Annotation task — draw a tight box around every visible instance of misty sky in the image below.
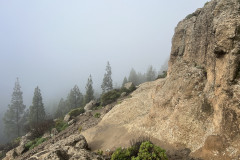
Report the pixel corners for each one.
[0,0,208,113]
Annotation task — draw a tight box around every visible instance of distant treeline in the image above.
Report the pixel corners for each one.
[2,61,168,144]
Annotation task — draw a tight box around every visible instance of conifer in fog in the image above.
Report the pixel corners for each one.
[67,85,84,110]
[122,77,128,87]
[85,75,94,104]
[29,87,45,127]
[101,61,113,93]
[3,78,26,138]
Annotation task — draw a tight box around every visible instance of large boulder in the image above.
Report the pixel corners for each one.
[84,100,97,111]
[28,134,105,160]
[3,149,17,160]
[64,114,71,122]
[15,133,32,155]
[123,82,134,90]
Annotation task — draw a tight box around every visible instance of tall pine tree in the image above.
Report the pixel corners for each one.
[146,65,156,81]
[67,85,84,110]
[3,78,26,138]
[29,87,45,127]
[55,98,67,118]
[128,68,139,85]
[85,75,94,104]
[101,61,113,93]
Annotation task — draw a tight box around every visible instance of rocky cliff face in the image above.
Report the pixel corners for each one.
[83,0,240,159]
[157,0,240,158]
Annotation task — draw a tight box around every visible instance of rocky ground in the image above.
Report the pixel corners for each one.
[2,91,202,160]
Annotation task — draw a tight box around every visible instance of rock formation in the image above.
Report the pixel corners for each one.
[83,0,240,159]
[27,134,105,160]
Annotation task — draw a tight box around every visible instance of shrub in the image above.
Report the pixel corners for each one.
[101,89,121,106]
[132,141,168,160]
[94,113,101,118]
[120,85,136,94]
[78,126,82,133]
[101,86,136,106]
[96,149,103,155]
[0,151,5,159]
[111,147,133,160]
[27,119,54,139]
[204,1,209,6]
[25,137,47,151]
[111,141,168,160]
[55,119,69,132]
[68,107,85,117]
[185,12,197,19]
[157,71,167,79]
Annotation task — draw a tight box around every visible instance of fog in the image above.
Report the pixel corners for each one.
[0,0,208,144]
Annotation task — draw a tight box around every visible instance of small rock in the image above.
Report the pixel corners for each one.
[51,128,58,136]
[64,114,71,122]
[16,145,26,155]
[120,92,127,97]
[68,119,75,126]
[124,82,134,90]
[25,132,32,139]
[42,132,51,139]
[85,111,92,117]
[103,104,113,113]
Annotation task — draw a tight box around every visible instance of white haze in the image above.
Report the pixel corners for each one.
[0,0,208,143]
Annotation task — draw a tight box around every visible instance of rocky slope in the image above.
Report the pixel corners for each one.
[83,0,240,159]
[3,0,239,159]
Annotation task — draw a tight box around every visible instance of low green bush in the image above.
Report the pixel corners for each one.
[101,86,136,106]
[132,141,168,160]
[111,141,168,160]
[111,147,133,160]
[94,112,101,118]
[101,89,121,106]
[68,107,85,117]
[157,71,167,79]
[185,12,197,19]
[55,119,69,132]
[0,152,5,159]
[96,149,103,155]
[25,137,47,151]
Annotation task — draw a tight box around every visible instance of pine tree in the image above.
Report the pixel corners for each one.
[67,85,83,110]
[101,61,113,93]
[85,75,94,104]
[55,98,67,118]
[122,77,128,87]
[128,68,139,85]
[146,65,156,81]
[3,78,26,138]
[29,87,45,127]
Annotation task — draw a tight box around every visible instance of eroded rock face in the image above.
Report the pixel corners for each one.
[83,0,240,159]
[28,134,104,160]
[144,0,240,159]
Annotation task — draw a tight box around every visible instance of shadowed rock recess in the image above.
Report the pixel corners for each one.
[83,0,240,159]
